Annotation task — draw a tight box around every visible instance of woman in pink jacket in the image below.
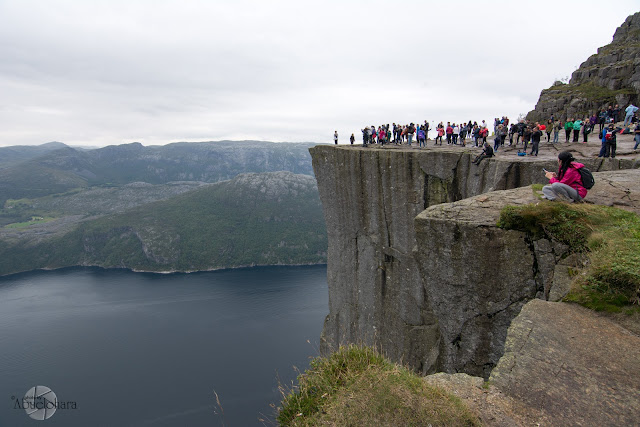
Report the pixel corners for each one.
[541,151,588,202]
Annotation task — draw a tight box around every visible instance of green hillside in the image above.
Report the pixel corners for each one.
[0,142,68,168]
[0,171,327,276]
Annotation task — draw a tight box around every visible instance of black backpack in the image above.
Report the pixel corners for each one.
[578,167,595,190]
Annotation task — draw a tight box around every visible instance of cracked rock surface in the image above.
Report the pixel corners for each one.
[490,299,640,426]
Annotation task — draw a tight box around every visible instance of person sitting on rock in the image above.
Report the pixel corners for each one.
[542,151,587,202]
[472,142,494,165]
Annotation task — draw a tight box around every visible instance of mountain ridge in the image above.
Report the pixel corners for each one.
[0,140,318,206]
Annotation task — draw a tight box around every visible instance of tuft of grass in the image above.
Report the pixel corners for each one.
[498,201,640,312]
[277,345,480,426]
[497,202,591,248]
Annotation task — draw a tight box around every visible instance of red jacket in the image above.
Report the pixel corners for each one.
[446,126,453,135]
[549,162,588,198]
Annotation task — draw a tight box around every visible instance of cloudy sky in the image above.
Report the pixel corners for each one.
[0,0,638,147]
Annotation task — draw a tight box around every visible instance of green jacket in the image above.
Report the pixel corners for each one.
[565,121,573,130]
[573,120,582,130]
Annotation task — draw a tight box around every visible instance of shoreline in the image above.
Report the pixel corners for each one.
[0,262,328,280]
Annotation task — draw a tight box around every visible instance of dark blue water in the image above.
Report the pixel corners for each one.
[0,265,328,426]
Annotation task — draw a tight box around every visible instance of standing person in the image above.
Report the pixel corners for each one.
[417,127,426,147]
[604,123,618,158]
[452,123,459,144]
[582,119,591,143]
[516,121,525,145]
[589,113,597,131]
[606,105,615,123]
[546,120,553,142]
[522,125,532,152]
[334,131,338,145]
[472,125,480,146]
[634,124,640,150]
[435,123,444,145]
[459,124,467,146]
[572,118,582,142]
[350,133,355,145]
[564,119,573,142]
[612,104,621,123]
[623,104,638,127]
[542,151,588,202]
[407,123,415,145]
[508,123,516,145]
[480,126,488,144]
[530,126,541,156]
[553,119,562,143]
[598,124,608,157]
[445,122,453,144]
[598,109,607,134]
[493,124,503,152]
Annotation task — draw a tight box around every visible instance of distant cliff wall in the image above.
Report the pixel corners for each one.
[311,145,637,377]
[527,12,640,122]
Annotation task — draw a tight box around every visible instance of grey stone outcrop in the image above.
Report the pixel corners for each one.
[490,299,640,426]
[527,12,640,122]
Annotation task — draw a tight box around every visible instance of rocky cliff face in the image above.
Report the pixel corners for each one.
[311,145,638,378]
[527,12,640,122]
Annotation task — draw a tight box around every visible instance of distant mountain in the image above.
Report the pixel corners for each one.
[0,140,317,206]
[0,171,327,276]
[0,142,69,168]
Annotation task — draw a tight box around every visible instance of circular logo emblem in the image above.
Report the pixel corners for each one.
[23,386,58,420]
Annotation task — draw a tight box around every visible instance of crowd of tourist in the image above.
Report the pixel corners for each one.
[335,102,639,159]
[356,118,506,148]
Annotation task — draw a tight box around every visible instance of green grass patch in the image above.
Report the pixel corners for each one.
[542,81,635,104]
[4,216,56,229]
[498,201,640,312]
[277,345,480,426]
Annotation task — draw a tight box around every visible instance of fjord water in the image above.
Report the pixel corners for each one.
[0,265,328,426]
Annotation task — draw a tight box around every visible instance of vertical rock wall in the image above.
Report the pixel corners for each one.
[311,145,637,376]
[413,190,571,378]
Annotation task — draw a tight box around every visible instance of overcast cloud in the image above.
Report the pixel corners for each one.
[0,0,638,147]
